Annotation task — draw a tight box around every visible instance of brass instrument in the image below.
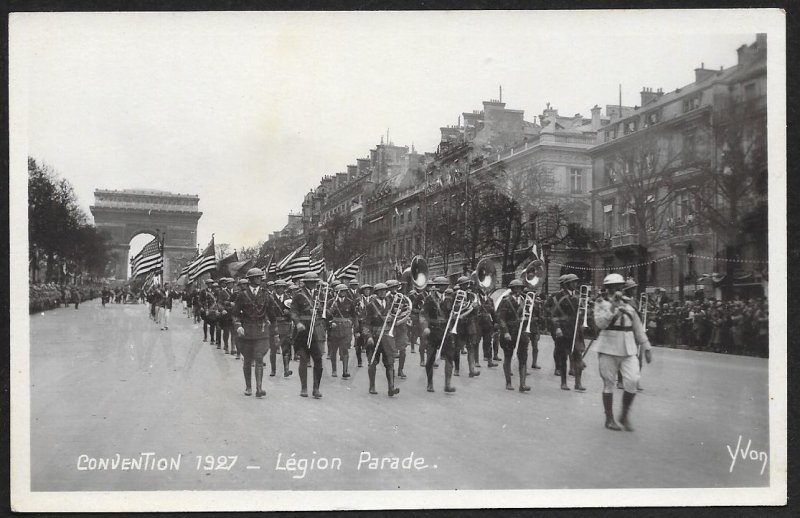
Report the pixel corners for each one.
[512,292,537,361]
[472,257,496,291]
[639,292,649,328]
[521,258,545,288]
[401,255,429,292]
[570,285,591,354]
[386,293,413,338]
[305,282,336,350]
[368,293,408,364]
[448,289,478,335]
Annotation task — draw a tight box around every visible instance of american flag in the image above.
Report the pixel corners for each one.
[130,236,163,278]
[331,255,363,283]
[309,244,325,276]
[188,237,217,282]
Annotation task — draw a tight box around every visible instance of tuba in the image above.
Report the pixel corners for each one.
[521,258,545,289]
[402,255,429,292]
[472,257,496,291]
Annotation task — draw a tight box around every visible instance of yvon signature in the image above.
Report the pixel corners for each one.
[726,435,768,475]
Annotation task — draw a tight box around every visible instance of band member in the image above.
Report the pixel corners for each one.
[231,278,251,359]
[215,278,234,351]
[386,279,409,379]
[355,284,373,368]
[158,282,179,331]
[420,277,455,393]
[594,273,653,431]
[524,285,543,370]
[328,283,357,379]
[474,280,498,368]
[549,274,586,392]
[291,272,326,399]
[269,279,294,377]
[232,268,274,398]
[453,276,479,377]
[364,283,399,396]
[497,280,531,392]
[408,284,426,366]
[617,278,645,391]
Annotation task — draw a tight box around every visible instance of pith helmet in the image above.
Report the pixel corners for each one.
[603,273,625,286]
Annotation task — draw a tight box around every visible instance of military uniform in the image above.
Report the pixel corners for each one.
[215,279,234,351]
[354,285,373,367]
[327,284,357,379]
[496,284,531,392]
[387,280,410,379]
[364,285,399,396]
[594,274,653,431]
[290,275,327,398]
[474,287,498,368]
[232,269,276,398]
[420,278,455,393]
[408,288,426,366]
[269,281,294,376]
[549,275,586,391]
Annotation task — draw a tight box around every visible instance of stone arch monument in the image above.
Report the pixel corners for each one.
[90,189,202,282]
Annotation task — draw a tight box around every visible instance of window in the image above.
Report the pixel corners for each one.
[408,208,413,223]
[683,131,696,161]
[570,168,583,194]
[675,191,693,223]
[400,212,405,225]
[602,202,614,236]
[624,120,637,135]
[744,82,757,100]
[644,110,660,128]
[605,163,617,185]
[683,96,701,113]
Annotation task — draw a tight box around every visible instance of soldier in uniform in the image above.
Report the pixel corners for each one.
[497,280,531,392]
[327,283,357,379]
[386,279,409,379]
[291,272,326,399]
[355,284,373,368]
[457,276,482,377]
[593,273,653,431]
[525,286,543,370]
[232,268,275,398]
[231,278,251,359]
[215,278,234,351]
[420,277,455,393]
[364,283,400,396]
[407,284,426,366]
[269,279,294,377]
[549,274,586,392]
[473,280,498,369]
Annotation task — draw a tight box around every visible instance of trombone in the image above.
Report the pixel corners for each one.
[570,285,591,355]
[436,289,474,358]
[638,292,649,328]
[305,279,335,350]
[368,293,409,365]
[511,292,537,362]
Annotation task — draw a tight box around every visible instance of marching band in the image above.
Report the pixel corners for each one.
[158,254,654,431]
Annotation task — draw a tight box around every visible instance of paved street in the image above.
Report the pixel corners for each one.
[30,299,770,491]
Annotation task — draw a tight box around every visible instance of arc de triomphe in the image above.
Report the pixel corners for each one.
[90,189,202,282]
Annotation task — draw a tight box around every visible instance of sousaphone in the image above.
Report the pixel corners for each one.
[401,255,428,291]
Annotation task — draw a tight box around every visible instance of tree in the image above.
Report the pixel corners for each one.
[427,194,464,275]
[692,98,767,298]
[602,133,683,288]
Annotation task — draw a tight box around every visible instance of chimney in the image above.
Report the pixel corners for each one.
[694,62,715,83]
[347,165,357,179]
[590,105,602,130]
[640,87,660,106]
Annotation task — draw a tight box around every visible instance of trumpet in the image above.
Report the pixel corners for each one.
[638,292,649,328]
[570,285,591,355]
[512,292,537,361]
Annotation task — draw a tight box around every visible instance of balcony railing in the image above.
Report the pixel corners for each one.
[611,232,640,248]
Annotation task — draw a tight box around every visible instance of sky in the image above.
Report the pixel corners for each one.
[10,10,778,255]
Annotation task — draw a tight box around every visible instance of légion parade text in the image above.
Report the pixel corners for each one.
[76,451,433,479]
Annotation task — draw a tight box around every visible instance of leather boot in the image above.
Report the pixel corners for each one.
[386,366,400,396]
[444,361,456,392]
[299,359,308,397]
[312,366,323,399]
[453,354,460,376]
[330,356,337,377]
[619,391,635,431]
[255,364,265,398]
[269,350,277,376]
[575,370,586,392]
[560,359,569,390]
[283,354,293,377]
[503,356,513,390]
[398,350,407,379]
[518,364,531,392]
[603,393,621,430]
[425,359,434,392]
[368,365,377,394]
[468,353,480,377]
[243,361,252,396]
[419,347,426,367]
[341,351,350,379]
[531,350,541,369]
